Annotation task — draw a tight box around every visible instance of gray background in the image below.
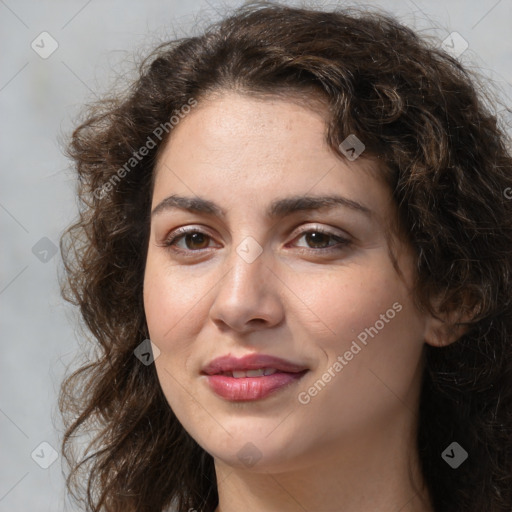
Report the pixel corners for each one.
[1,0,511,510]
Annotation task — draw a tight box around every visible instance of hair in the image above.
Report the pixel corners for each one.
[59,2,512,511]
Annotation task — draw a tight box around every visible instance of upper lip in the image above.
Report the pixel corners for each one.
[201,354,309,375]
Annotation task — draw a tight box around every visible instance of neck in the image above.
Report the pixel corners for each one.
[213,412,433,512]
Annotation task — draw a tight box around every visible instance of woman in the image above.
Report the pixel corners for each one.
[59,2,512,511]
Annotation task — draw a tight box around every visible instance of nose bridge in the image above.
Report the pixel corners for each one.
[222,234,268,301]
[209,234,283,330]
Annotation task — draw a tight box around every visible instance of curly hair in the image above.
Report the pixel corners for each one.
[59,2,512,511]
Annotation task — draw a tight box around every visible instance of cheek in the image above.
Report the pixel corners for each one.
[293,262,413,347]
[143,253,206,346]
[295,263,424,419]
[143,257,200,414]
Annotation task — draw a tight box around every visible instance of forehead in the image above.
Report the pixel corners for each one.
[152,92,393,224]
[158,91,332,163]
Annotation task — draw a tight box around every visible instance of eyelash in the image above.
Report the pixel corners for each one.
[162,226,351,257]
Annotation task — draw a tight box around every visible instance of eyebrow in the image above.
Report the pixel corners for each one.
[151,193,374,220]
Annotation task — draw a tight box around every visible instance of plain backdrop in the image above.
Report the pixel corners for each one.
[1,0,511,510]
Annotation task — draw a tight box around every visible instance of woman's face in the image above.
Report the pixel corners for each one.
[143,92,430,472]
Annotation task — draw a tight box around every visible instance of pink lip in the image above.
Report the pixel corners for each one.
[201,353,309,402]
[201,353,308,375]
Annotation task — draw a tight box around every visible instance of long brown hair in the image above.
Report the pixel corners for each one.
[59,2,512,511]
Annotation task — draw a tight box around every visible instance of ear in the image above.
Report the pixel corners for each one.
[423,295,479,347]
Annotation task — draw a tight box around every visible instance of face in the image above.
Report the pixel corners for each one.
[143,91,430,473]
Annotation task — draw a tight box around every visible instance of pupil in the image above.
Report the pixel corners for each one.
[306,232,328,248]
[187,232,208,249]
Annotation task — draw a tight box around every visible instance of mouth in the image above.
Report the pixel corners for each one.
[213,368,283,377]
[201,353,309,401]
[201,353,309,375]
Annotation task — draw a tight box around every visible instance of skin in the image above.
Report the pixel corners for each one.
[143,91,453,512]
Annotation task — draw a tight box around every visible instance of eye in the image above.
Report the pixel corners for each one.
[163,227,216,254]
[161,225,351,257]
[291,227,351,253]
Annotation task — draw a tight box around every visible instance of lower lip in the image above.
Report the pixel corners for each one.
[204,371,308,401]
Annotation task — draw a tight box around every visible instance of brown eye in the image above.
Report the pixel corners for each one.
[303,231,332,249]
[166,230,213,251]
[182,232,210,250]
[294,228,350,252]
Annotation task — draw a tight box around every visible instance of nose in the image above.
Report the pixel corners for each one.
[208,240,285,333]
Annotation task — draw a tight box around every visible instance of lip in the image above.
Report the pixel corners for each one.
[201,353,309,375]
[201,353,309,402]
